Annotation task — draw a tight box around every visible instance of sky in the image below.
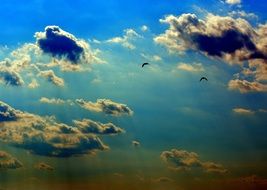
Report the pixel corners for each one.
[0,0,267,190]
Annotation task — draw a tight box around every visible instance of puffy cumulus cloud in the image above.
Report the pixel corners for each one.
[0,151,23,170]
[34,162,54,171]
[228,79,267,93]
[246,59,267,82]
[177,62,204,72]
[1,44,41,74]
[106,28,142,49]
[225,0,241,5]
[228,59,267,93]
[35,26,102,64]
[40,97,65,105]
[73,119,124,135]
[38,70,64,87]
[0,101,108,157]
[75,99,133,117]
[160,149,227,173]
[154,13,267,63]
[232,108,255,115]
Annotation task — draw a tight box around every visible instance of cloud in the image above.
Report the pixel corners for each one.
[141,53,162,62]
[160,149,227,173]
[0,100,108,157]
[28,79,39,89]
[152,177,173,183]
[155,13,267,94]
[0,66,24,86]
[0,101,19,121]
[228,11,258,20]
[35,26,88,64]
[75,99,133,116]
[232,107,267,115]
[0,151,23,170]
[38,70,64,87]
[177,62,204,72]
[155,13,266,63]
[141,25,149,32]
[233,108,255,115]
[132,140,140,147]
[34,162,54,171]
[73,119,124,135]
[225,0,241,5]
[106,29,141,49]
[228,79,267,93]
[40,97,65,105]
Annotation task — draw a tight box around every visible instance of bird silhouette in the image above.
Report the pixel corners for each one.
[141,62,149,67]
[200,77,208,82]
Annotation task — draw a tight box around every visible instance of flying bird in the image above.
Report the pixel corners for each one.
[141,62,149,67]
[200,77,208,82]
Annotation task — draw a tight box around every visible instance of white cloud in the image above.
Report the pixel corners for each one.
[225,0,241,5]
[228,79,267,93]
[28,79,39,89]
[40,97,66,104]
[177,62,204,72]
[233,108,255,115]
[106,29,142,50]
[132,140,140,147]
[228,10,258,20]
[141,53,162,62]
[38,70,64,87]
[141,25,149,32]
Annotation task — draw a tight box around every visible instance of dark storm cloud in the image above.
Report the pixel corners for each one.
[35,26,85,63]
[155,13,267,63]
[191,29,264,59]
[0,151,23,170]
[161,149,227,173]
[0,101,108,157]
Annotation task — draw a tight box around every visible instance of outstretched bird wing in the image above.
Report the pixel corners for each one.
[200,77,208,81]
[142,63,149,67]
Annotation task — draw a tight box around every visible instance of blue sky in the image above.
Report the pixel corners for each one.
[0,0,267,190]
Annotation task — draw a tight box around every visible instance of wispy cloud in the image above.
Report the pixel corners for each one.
[177,62,204,72]
[106,29,142,49]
